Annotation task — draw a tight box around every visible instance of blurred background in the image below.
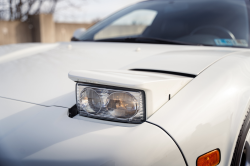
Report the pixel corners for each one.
[0,0,143,45]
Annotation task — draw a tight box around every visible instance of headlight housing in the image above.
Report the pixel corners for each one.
[76,83,146,123]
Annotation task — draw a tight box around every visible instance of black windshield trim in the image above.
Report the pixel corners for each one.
[131,69,197,78]
[93,37,197,46]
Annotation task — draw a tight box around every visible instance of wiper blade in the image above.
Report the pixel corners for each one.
[94,37,195,45]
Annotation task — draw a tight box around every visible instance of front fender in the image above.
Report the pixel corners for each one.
[148,50,250,166]
[0,97,186,166]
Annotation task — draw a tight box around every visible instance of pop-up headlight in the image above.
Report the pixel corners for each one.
[69,70,193,123]
[77,83,145,123]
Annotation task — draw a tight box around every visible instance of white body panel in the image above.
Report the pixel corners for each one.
[0,98,186,166]
[123,49,235,75]
[69,70,192,118]
[0,42,239,108]
[148,50,250,165]
[0,42,250,165]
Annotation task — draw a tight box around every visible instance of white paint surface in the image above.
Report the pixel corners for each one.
[0,41,249,165]
[0,98,185,166]
[0,42,240,108]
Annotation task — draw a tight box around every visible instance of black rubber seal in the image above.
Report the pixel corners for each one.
[130,69,197,78]
[68,104,78,118]
[146,121,189,166]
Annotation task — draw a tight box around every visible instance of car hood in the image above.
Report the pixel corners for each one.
[0,42,239,108]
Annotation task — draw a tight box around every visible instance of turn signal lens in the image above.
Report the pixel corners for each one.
[197,150,220,166]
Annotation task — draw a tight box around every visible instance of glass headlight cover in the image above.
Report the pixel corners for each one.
[76,83,145,123]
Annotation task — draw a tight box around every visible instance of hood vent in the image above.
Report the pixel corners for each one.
[130,69,197,78]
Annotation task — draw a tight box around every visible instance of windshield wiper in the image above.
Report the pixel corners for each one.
[93,37,196,46]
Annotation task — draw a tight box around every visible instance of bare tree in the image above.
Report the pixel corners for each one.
[0,0,98,23]
[91,17,101,24]
[0,0,59,21]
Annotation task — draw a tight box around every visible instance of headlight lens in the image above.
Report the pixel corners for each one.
[107,92,138,118]
[76,83,145,123]
[79,88,102,114]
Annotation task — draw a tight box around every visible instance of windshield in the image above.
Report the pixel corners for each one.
[79,0,250,48]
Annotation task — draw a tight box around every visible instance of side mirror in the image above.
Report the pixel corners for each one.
[71,28,86,41]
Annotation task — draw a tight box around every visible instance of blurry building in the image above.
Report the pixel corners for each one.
[0,14,93,45]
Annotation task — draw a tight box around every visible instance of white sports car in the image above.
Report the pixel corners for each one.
[1,0,250,166]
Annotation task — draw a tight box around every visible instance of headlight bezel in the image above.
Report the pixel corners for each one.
[75,82,146,124]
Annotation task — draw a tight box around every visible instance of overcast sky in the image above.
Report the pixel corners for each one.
[54,0,145,23]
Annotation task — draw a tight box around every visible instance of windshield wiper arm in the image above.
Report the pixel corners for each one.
[94,37,195,45]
